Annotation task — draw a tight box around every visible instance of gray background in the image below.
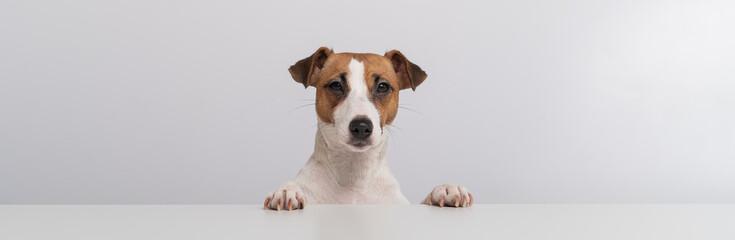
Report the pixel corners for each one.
[1,0,733,204]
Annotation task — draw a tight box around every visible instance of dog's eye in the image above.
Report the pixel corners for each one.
[329,82,343,91]
[376,82,390,93]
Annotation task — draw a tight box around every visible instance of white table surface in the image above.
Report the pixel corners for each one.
[1,204,733,240]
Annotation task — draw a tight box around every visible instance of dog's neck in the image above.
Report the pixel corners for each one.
[312,123,389,189]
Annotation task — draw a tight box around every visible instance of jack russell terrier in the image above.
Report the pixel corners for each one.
[264,47,473,210]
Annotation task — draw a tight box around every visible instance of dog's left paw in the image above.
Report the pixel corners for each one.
[421,183,473,207]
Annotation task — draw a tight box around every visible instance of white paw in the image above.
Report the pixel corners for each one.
[264,181,306,211]
[421,183,473,208]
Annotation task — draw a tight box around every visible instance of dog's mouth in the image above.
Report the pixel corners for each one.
[348,140,371,149]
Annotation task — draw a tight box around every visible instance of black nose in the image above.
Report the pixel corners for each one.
[349,118,373,140]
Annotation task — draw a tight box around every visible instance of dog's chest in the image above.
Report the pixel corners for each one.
[306,183,403,204]
[296,165,405,204]
[294,142,409,204]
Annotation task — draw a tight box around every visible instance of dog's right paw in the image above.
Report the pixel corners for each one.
[264,181,305,211]
[421,183,473,208]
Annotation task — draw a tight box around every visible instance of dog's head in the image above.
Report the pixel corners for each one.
[289,47,427,152]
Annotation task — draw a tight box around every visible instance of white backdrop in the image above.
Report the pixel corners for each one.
[1,0,733,204]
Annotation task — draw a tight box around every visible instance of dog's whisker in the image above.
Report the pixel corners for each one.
[397,106,428,117]
[387,124,404,131]
[398,103,419,107]
[288,103,316,113]
[385,126,398,146]
[397,105,419,112]
[311,122,329,129]
[311,122,329,128]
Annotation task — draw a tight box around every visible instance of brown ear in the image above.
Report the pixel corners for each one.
[288,47,333,88]
[384,50,427,91]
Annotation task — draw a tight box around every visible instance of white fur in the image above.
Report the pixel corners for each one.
[265,58,471,209]
[331,59,383,151]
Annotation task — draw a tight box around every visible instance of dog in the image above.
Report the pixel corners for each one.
[264,47,473,210]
